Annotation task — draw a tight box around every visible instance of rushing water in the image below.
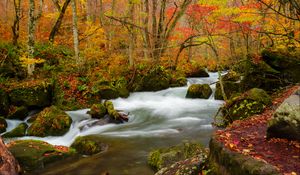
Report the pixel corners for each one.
[4,72,224,175]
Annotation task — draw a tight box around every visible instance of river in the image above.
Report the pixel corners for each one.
[4,72,224,175]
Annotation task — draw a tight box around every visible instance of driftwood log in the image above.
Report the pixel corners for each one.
[0,137,20,175]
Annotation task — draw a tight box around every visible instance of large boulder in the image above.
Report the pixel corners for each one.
[71,135,108,155]
[186,68,209,78]
[8,80,52,108]
[148,142,206,171]
[170,77,187,87]
[2,123,28,138]
[0,137,20,175]
[214,81,241,100]
[7,106,28,120]
[267,103,300,141]
[222,71,240,82]
[0,88,9,116]
[221,88,272,125]
[7,140,76,172]
[27,106,72,137]
[262,50,300,83]
[186,84,212,99]
[0,117,7,133]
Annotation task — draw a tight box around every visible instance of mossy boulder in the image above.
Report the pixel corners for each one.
[186,68,209,78]
[8,80,52,108]
[215,81,242,100]
[104,101,120,120]
[0,117,7,133]
[170,77,187,87]
[2,123,28,138]
[135,66,172,91]
[148,142,206,171]
[0,88,9,116]
[262,50,300,83]
[267,103,300,141]
[27,106,72,137]
[222,71,240,82]
[7,140,76,172]
[221,88,271,125]
[186,84,212,99]
[71,135,108,155]
[7,106,29,120]
[87,103,107,119]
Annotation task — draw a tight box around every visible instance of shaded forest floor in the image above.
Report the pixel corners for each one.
[216,85,300,175]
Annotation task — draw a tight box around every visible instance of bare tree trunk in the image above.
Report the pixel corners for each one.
[99,0,104,26]
[108,0,116,50]
[0,137,20,175]
[49,0,71,42]
[142,0,151,59]
[71,0,80,64]
[187,38,193,63]
[128,0,135,67]
[12,0,21,45]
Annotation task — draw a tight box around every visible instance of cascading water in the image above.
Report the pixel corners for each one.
[3,72,225,175]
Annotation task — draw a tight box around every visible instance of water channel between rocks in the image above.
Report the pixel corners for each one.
[5,72,225,175]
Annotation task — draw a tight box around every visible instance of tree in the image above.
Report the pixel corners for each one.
[12,0,21,45]
[71,0,80,64]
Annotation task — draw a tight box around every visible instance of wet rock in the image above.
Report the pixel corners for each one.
[186,84,212,99]
[0,117,7,133]
[222,70,240,82]
[87,103,107,119]
[27,106,72,137]
[7,106,29,120]
[2,123,28,138]
[221,88,272,125]
[148,142,206,171]
[8,80,52,108]
[267,103,300,141]
[71,135,108,155]
[170,77,187,87]
[7,140,76,172]
[0,88,9,116]
[0,137,20,175]
[186,68,209,78]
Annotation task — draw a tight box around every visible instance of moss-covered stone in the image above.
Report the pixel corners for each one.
[0,117,7,133]
[208,137,280,175]
[0,88,9,116]
[87,103,107,119]
[148,142,206,171]
[186,68,209,78]
[186,84,212,99]
[7,106,29,120]
[221,88,272,125]
[170,77,187,87]
[8,80,52,107]
[214,81,241,100]
[2,123,28,138]
[7,140,76,172]
[104,101,120,120]
[222,71,240,82]
[267,103,300,141]
[71,135,108,155]
[27,106,72,137]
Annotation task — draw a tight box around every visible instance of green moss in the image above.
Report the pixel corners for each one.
[222,71,240,82]
[27,106,72,137]
[87,103,107,119]
[104,101,120,120]
[8,140,76,172]
[186,84,212,99]
[0,117,7,133]
[8,80,52,107]
[7,106,29,120]
[148,142,206,171]
[71,135,108,155]
[2,123,28,138]
[214,81,241,100]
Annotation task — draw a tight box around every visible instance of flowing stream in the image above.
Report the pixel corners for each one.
[4,72,224,175]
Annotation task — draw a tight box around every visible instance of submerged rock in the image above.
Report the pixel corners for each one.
[148,142,207,171]
[7,140,76,172]
[27,106,72,137]
[186,84,212,99]
[0,117,7,133]
[267,103,300,141]
[221,88,272,125]
[71,135,108,155]
[2,123,28,138]
[8,79,52,108]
